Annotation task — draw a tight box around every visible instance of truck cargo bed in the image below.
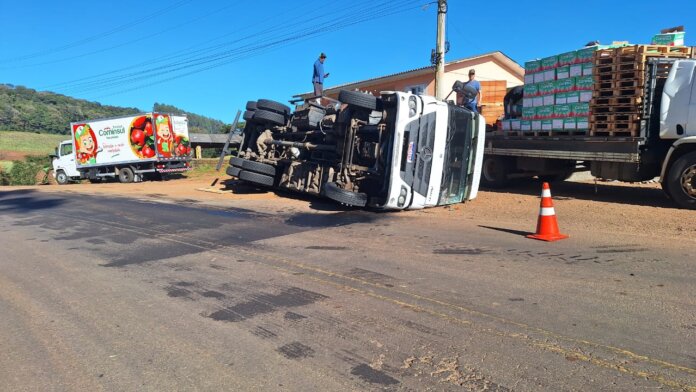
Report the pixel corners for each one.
[485,135,644,163]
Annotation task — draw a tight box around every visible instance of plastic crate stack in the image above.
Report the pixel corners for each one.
[590,45,693,137]
[503,46,600,136]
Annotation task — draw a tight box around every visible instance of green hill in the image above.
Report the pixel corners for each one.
[0,84,228,135]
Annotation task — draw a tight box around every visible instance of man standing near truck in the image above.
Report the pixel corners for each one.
[464,69,481,113]
[312,52,329,104]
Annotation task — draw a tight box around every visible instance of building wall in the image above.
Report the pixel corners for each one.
[324,57,523,100]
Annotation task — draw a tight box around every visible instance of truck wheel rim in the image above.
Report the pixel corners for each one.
[681,165,696,198]
[483,160,498,180]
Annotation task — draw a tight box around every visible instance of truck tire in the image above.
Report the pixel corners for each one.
[241,159,276,176]
[323,182,368,207]
[481,155,510,188]
[666,151,696,209]
[253,109,286,126]
[229,156,245,168]
[338,90,377,111]
[226,166,241,178]
[238,170,274,187]
[56,170,69,185]
[246,101,257,111]
[243,110,255,122]
[256,99,291,115]
[118,167,135,183]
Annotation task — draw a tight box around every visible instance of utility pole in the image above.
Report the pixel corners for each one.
[434,0,447,99]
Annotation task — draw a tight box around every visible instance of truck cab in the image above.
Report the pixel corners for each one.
[658,59,696,208]
[228,90,485,210]
[51,140,80,184]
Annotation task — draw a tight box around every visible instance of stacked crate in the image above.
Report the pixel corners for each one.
[479,80,507,128]
[590,45,693,136]
[516,46,601,136]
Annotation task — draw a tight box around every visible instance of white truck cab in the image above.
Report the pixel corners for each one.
[51,140,80,184]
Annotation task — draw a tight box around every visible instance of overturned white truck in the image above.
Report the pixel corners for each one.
[227,90,485,210]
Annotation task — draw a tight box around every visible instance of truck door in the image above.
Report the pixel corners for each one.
[57,141,80,177]
[661,60,696,138]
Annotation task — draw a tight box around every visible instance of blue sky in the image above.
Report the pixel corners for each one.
[0,0,692,125]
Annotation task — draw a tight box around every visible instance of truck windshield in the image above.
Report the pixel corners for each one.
[60,143,73,156]
[438,105,475,205]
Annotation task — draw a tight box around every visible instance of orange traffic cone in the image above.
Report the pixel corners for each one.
[527,182,568,242]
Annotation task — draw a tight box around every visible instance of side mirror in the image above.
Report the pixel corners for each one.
[452,81,478,104]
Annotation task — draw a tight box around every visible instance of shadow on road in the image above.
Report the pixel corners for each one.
[479,225,532,237]
[0,189,66,212]
[482,179,673,209]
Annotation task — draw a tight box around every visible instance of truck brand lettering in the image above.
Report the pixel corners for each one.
[98,125,125,137]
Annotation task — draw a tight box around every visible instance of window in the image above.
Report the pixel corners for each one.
[60,143,73,156]
[404,84,426,95]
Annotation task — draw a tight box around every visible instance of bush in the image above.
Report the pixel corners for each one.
[8,155,51,185]
[0,169,10,185]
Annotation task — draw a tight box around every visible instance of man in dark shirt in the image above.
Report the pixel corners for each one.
[464,69,482,113]
[312,52,329,103]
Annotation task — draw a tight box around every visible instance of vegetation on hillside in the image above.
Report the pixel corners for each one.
[0,84,229,135]
[0,131,67,155]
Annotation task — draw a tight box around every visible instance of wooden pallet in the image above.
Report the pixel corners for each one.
[590,129,639,137]
[592,96,643,106]
[592,120,639,131]
[613,45,692,56]
[593,87,644,98]
[614,79,645,89]
[591,103,641,114]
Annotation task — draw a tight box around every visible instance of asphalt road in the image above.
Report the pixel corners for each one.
[1,189,695,391]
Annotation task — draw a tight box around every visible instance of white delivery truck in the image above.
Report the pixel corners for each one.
[228,89,485,210]
[51,113,192,184]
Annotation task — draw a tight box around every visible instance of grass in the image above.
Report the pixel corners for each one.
[0,131,67,155]
[0,161,13,171]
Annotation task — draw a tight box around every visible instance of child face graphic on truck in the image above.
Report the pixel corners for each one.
[74,125,98,164]
[155,115,173,156]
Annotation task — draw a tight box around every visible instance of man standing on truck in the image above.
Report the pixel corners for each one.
[464,69,481,113]
[312,52,329,104]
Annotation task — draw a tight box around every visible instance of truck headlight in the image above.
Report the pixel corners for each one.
[408,96,417,117]
[397,185,408,207]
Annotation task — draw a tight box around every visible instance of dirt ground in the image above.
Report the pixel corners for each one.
[8,169,694,247]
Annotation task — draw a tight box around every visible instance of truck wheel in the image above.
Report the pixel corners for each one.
[226,166,241,178]
[118,167,135,183]
[338,90,377,111]
[253,109,286,126]
[241,159,276,176]
[229,156,245,168]
[56,170,69,185]
[246,101,257,111]
[666,151,696,209]
[481,155,510,188]
[323,182,368,207]
[238,170,274,187]
[256,99,291,115]
[243,110,255,122]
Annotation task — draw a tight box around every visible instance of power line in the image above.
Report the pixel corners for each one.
[55,0,425,96]
[0,0,195,63]
[91,1,427,99]
[1,1,240,70]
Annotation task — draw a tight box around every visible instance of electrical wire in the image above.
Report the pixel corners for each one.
[55,0,426,97]
[0,0,195,64]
